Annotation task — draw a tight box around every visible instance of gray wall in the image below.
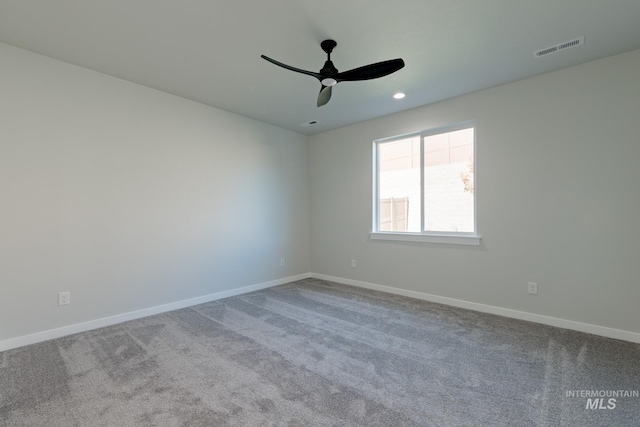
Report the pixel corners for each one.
[2,40,639,346]
[309,49,640,334]
[0,43,310,342]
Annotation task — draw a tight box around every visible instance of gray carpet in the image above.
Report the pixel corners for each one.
[1,278,639,426]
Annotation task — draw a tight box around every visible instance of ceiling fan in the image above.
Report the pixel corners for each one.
[261,39,405,107]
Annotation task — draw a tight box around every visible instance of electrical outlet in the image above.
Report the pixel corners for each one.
[351,259,356,268]
[58,291,71,306]
[280,258,285,267]
[527,282,538,295]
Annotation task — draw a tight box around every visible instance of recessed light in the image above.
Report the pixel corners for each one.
[393,92,406,99]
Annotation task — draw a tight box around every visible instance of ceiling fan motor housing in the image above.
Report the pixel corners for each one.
[320,61,338,75]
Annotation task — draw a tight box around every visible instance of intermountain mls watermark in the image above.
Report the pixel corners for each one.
[565,390,639,410]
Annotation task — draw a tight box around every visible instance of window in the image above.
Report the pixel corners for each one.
[371,121,479,245]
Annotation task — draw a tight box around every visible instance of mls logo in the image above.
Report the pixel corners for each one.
[586,398,616,410]
[567,389,638,409]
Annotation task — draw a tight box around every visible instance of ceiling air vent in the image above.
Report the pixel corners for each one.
[534,36,584,58]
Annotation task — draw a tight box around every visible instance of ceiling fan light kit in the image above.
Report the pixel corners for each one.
[261,39,405,107]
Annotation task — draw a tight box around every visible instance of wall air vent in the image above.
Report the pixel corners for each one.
[534,36,584,58]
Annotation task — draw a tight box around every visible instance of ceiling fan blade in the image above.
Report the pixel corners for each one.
[317,85,332,107]
[261,55,322,80]
[335,58,405,82]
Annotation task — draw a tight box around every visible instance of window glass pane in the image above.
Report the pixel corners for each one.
[423,128,474,232]
[378,137,421,232]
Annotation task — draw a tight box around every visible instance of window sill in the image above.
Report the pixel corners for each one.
[369,232,481,246]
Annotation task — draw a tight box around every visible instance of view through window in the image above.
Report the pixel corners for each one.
[375,123,475,235]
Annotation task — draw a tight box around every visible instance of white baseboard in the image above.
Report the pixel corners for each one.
[0,273,311,352]
[310,273,640,344]
[4,272,638,352]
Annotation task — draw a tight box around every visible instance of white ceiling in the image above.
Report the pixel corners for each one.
[1,0,639,135]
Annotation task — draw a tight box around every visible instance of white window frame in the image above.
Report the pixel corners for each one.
[370,120,481,246]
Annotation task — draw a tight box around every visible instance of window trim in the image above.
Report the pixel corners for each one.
[369,231,481,246]
[371,120,480,246]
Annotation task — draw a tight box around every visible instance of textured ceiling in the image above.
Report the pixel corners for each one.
[1,0,639,135]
